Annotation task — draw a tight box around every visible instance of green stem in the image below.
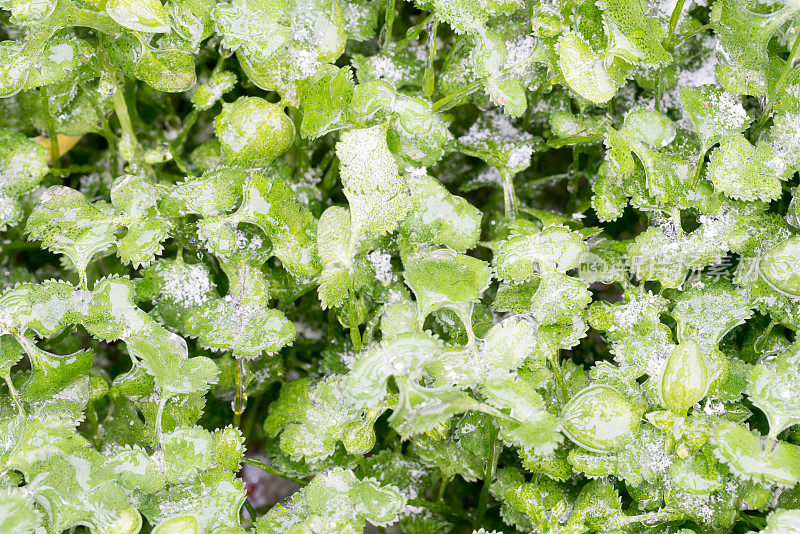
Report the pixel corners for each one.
[473,426,500,529]
[39,87,61,166]
[243,499,257,524]
[50,165,103,176]
[408,499,472,522]
[666,0,686,46]
[155,395,168,449]
[2,373,24,415]
[548,355,569,405]
[758,30,800,127]
[232,355,248,428]
[242,457,309,486]
[423,18,439,97]
[112,80,137,145]
[383,0,396,49]
[396,12,435,50]
[691,145,709,188]
[348,289,362,352]
[437,474,451,502]
[170,108,199,176]
[499,167,517,220]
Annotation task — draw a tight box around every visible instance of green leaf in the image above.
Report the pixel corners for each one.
[678,85,751,151]
[255,467,405,532]
[670,279,754,349]
[561,384,640,453]
[184,297,295,359]
[496,225,588,283]
[707,134,787,202]
[400,170,482,252]
[0,128,48,229]
[106,0,171,32]
[0,487,41,534]
[557,33,632,104]
[747,350,800,437]
[26,187,118,287]
[336,124,412,249]
[711,420,800,487]
[300,65,354,139]
[600,0,671,65]
[403,248,492,319]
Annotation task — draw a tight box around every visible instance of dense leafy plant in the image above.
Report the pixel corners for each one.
[1,0,800,532]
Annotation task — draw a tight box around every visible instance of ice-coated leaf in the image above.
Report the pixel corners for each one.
[711,420,800,487]
[25,187,117,286]
[670,279,753,348]
[184,297,295,359]
[483,376,564,455]
[660,340,709,415]
[300,65,354,139]
[747,350,800,438]
[600,0,670,65]
[0,128,48,229]
[106,446,166,493]
[480,316,537,380]
[679,85,751,151]
[389,378,479,438]
[529,270,592,326]
[140,468,246,532]
[254,467,405,532]
[457,109,537,174]
[106,0,171,32]
[0,487,41,534]
[759,236,800,297]
[85,276,219,396]
[761,510,800,534]
[496,225,587,283]
[232,172,320,277]
[589,284,673,377]
[264,375,388,462]
[712,0,797,95]
[561,385,640,453]
[707,134,788,202]
[336,124,412,249]
[111,175,171,266]
[6,420,141,534]
[400,170,482,252]
[403,248,492,318]
[557,33,631,104]
[344,333,442,407]
[316,205,354,309]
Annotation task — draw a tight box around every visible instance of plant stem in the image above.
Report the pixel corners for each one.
[548,355,568,405]
[170,108,199,176]
[691,145,709,188]
[2,373,24,414]
[499,167,517,220]
[396,12,435,50]
[408,499,472,522]
[348,289,362,351]
[666,0,686,46]
[242,457,309,486]
[155,395,168,448]
[383,0,396,49]
[758,30,800,127]
[233,355,248,428]
[39,87,61,166]
[243,499,257,524]
[473,426,500,529]
[423,18,439,97]
[437,474,451,502]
